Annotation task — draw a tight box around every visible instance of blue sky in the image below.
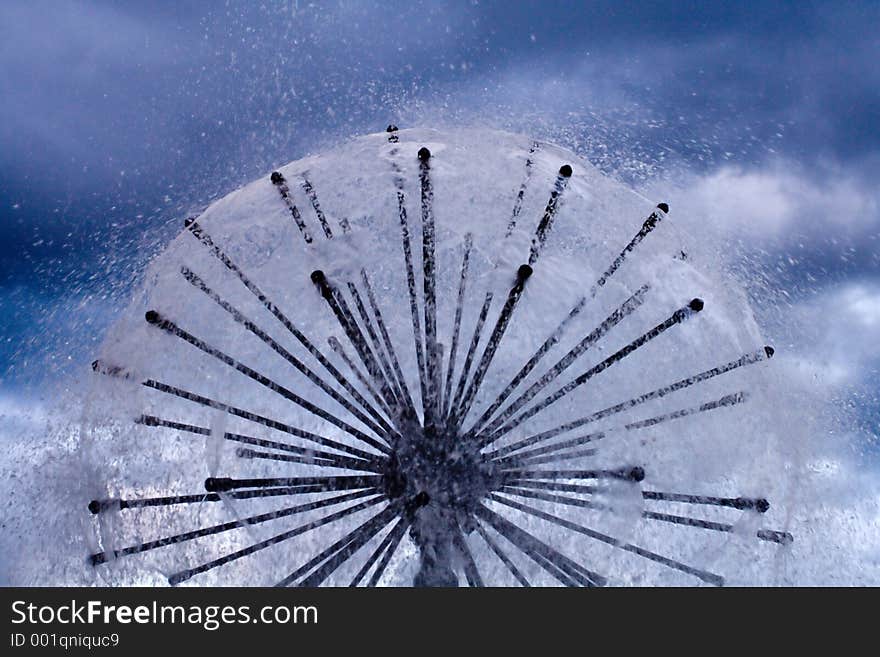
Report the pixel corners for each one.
[0,0,877,438]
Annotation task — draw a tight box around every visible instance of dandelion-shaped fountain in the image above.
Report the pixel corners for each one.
[85,126,792,586]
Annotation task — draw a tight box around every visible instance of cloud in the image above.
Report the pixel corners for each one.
[784,280,880,388]
[0,1,189,156]
[843,284,880,329]
[631,158,880,292]
[666,163,879,241]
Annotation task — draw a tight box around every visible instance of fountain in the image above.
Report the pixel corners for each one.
[84,126,792,586]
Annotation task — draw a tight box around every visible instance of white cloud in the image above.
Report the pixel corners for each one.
[784,280,880,388]
[843,284,880,328]
[666,162,879,240]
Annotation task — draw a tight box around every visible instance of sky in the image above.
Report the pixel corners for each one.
[0,0,877,443]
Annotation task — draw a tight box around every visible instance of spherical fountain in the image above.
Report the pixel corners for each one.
[84,126,792,587]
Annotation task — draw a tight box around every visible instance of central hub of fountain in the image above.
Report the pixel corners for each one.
[381,417,495,586]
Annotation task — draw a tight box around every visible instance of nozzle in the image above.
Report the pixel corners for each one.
[629,466,646,482]
[205,477,233,493]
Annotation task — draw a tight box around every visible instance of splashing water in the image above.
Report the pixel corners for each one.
[8,127,874,586]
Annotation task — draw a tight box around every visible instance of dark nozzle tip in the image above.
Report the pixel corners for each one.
[184,217,195,227]
[310,269,326,285]
[756,498,770,513]
[91,359,100,371]
[88,500,101,515]
[764,345,775,359]
[414,491,430,507]
[629,466,645,482]
[559,164,573,177]
[517,264,533,281]
[144,310,161,324]
[270,171,285,185]
[205,477,231,493]
[657,202,670,214]
[417,147,431,161]
[688,298,705,312]
[386,124,398,132]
